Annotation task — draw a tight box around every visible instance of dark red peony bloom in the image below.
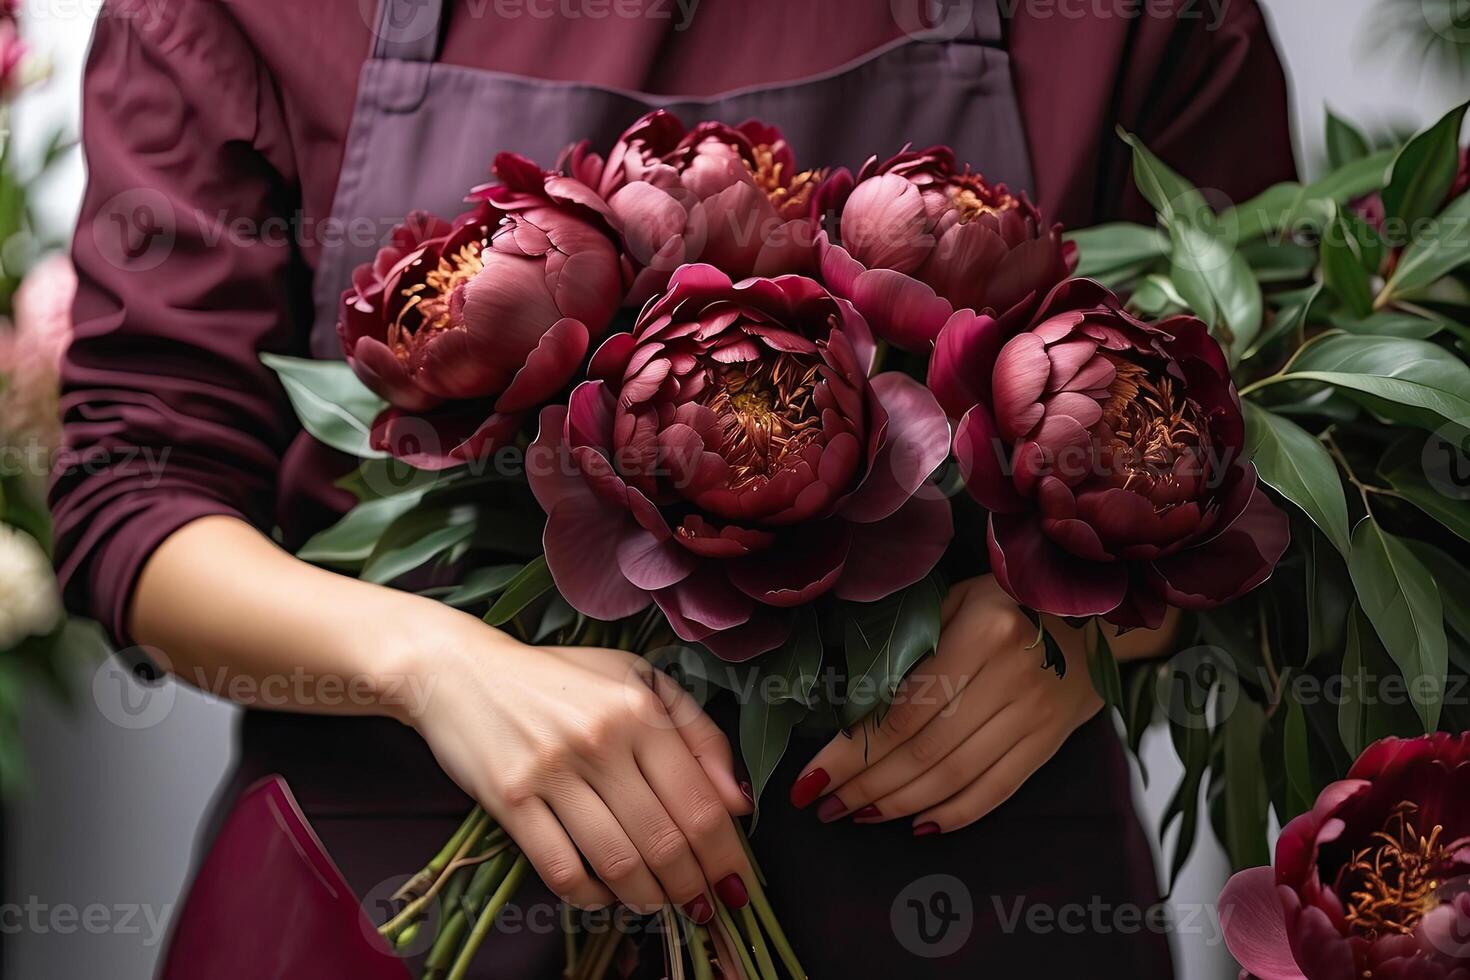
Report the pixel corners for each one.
[818,145,1075,351]
[561,110,830,307]
[527,265,953,660]
[1220,734,1470,980]
[338,155,622,468]
[929,278,1288,628]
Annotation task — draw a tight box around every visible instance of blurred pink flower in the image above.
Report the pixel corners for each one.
[0,19,26,97]
[1,253,76,453]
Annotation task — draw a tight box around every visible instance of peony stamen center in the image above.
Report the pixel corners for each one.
[390,242,485,361]
[1098,354,1211,505]
[1340,802,1452,939]
[948,172,1019,222]
[747,143,822,219]
[702,352,822,490]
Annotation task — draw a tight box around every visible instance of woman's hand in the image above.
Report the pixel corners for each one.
[400,608,754,921]
[789,575,1174,835]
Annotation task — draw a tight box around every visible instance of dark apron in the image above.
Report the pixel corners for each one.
[192,3,1175,977]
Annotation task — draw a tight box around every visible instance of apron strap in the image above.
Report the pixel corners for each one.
[371,0,446,63]
[896,0,1004,45]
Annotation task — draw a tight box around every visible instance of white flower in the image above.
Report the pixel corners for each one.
[0,523,61,649]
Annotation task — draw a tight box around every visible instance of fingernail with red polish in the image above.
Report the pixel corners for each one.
[739,781,754,804]
[912,821,941,837]
[682,895,714,925]
[816,795,846,823]
[853,804,882,822]
[715,874,749,909]
[789,769,830,809]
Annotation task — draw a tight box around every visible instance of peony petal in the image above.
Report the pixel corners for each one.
[655,564,754,634]
[1148,488,1290,610]
[927,308,1006,422]
[988,512,1127,617]
[842,373,951,524]
[727,522,851,608]
[954,406,1025,513]
[493,317,590,414]
[544,493,651,621]
[834,491,952,602]
[699,605,793,663]
[991,333,1050,441]
[1218,868,1307,980]
[370,406,520,471]
[616,525,697,591]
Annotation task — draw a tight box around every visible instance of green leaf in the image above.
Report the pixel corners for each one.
[1244,282,1322,359]
[1381,99,1469,229]
[260,354,387,458]
[484,555,555,627]
[444,564,524,608]
[1228,152,1395,243]
[1220,695,1270,870]
[1168,222,1264,355]
[1404,540,1470,643]
[1161,704,1212,891]
[1283,697,1315,820]
[1127,274,1188,317]
[1305,525,1353,663]
[739,692,806,826]
[1066,222,1169,284]
[1384,191,1470,299]
[1086,627,1124,713]
[360,507,476,585]
[1278,334,1470,432]
[1378,434,1470,544]
[297,490,429,566]
[1244,403,1352,555]
[761,606,823,707]
[840,576,943,728]
[1118,129,1211,227]
[1320,205,1378,317]
[533,596,577,643]
[1326,108,1373,169]
[1339,605,1426,756]
[1330,311,1446,340]
[1348,518,1448,731]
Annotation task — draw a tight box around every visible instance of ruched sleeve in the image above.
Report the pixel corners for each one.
[50,0,305,645]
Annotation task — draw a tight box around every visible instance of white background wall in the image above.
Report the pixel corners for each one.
[4,2,1465,978]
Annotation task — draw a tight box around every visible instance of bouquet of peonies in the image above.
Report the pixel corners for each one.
[0,2,93,796]
[262,101,1470,977]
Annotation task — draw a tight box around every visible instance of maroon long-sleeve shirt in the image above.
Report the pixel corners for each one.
[53,0,1296,643]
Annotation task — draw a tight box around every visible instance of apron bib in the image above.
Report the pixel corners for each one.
[310,0,1035,356]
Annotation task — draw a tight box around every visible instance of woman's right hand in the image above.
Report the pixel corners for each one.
[394,602,754,921]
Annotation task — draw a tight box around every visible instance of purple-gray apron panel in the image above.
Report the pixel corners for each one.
[309,0,1035,356]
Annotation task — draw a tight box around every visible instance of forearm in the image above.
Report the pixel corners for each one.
[128,514,460,720]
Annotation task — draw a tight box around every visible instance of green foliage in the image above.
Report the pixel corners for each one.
[1107,107,1470,874]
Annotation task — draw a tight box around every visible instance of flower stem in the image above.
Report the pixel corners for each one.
[445,853,529,980]
[734,825,806,979]
[714,903,760,980]
[738,905,780,980]
[422,849,515,977]
[688,922,715,980]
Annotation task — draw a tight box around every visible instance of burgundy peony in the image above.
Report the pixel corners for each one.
[527,264,953,660]
[338,155,622,468]
[562,111,830,307]
[1220,734,1470,980]
[929,278,1289,629]
[818,145,1076,351]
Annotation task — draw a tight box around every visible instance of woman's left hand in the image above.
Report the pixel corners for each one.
[789,574,1114,835]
